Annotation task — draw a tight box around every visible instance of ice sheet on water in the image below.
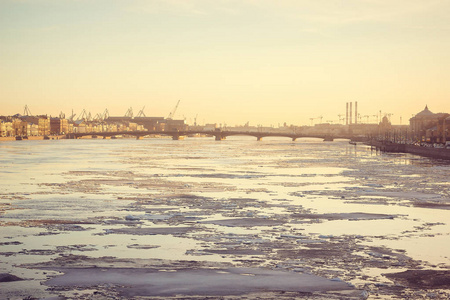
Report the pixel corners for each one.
[2,138,450,299]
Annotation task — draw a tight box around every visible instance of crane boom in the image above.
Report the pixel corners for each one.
[136,106,146,118]
[24,105,32,116]
[168,100,180,120]
[124,107,133,118]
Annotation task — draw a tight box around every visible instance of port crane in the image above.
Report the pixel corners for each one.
[102,109,109,120]
[92,109,109,122]
[68,110,76,122]
[124,107,133,118]
[23,105,32,116]
[93,113,102,122]
[309,116,323,126]
[136,107,146,118]
[194,114,198,126]
[167,100,180,120]
[77,109,92,122]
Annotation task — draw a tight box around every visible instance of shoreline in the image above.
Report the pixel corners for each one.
[369,140,450,160]
[0,135,168,142]
[0,135,65,141]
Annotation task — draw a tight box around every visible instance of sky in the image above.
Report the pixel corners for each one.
[1,0,449,126]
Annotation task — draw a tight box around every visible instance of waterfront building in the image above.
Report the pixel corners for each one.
[105,116,132,123]
[164,119,188,131]
[116,123,127,132]
[50,118,69,135]
[37,117,50,136]
[12,118,27,136]
[21,115,50,136]
[409,106,449,143]
[68,123,74,134]
[444,116,450,144]
[203,123,219,131]
[133,117,165,131]
[72,120,91,133]
[27,123,39,136]
[378,115,392,135]
[0,120,13,137]
[128,122,138,131]
[107,123,118,132]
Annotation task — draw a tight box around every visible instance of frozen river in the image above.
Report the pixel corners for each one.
[1,137,449,299]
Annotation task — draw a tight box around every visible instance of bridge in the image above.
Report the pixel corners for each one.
[66,130,365,142]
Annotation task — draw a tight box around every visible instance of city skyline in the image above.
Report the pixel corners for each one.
[1,1,449,126]
[2,101,446,127]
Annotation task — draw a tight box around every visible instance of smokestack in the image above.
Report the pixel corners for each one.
[355,101,358,125]
[346,102,349,125]
[349,102,353,125]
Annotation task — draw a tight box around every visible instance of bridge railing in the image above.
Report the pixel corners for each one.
[67,130,362,142]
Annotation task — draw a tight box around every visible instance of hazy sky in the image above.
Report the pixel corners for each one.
[1,0,449,126]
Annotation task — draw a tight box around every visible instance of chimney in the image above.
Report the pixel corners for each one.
[346,102,349,125]
[355,101,358,125]
[349,102,353,125]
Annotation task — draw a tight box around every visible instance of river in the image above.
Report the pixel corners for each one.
[1,137,449,299]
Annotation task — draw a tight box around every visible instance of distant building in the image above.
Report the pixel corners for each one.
[27,123,39,136]
[379,115,392,135]
[164,119,188,131]
[12,118,27,136]
[133,117,165,131]
[0,119,13,137]
[409,106,449,143]
[21,115,50,136]
[105,116,132,123]
[50,118,69,135]
[73,120,96,133]
[203,123,218,131]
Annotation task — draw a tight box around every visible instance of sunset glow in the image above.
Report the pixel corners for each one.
[1,0,449,125]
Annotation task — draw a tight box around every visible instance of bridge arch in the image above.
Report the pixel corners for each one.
[67,130,355,142]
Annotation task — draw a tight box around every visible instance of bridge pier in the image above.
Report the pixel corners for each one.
[136,136,142,140]
[63,131,353,142]
[172,134,185,140]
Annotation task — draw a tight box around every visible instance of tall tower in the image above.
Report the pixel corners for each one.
[349,102,353,125]
[355,101,358,125]
[346,102,349,125]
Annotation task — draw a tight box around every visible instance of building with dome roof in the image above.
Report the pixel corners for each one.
[409,106,449,143]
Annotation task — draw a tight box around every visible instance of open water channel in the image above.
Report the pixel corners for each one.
[1,137,449,299]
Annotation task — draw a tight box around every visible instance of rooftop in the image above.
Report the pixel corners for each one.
[414,105,435,118]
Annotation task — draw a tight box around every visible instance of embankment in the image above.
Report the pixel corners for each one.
[370,141,450,160]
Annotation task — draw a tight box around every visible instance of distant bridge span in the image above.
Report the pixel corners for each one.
[67,130,364,142]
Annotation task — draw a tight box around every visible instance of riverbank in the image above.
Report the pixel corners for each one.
[0,135,66,141]
[369,141,450,160]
